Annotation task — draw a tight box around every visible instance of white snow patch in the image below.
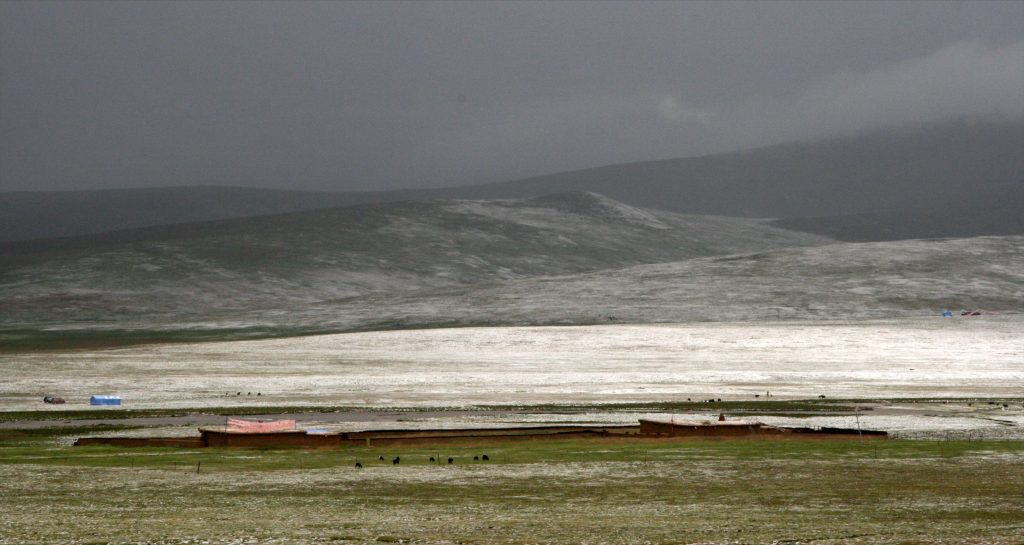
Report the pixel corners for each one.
[2,319,1021,416]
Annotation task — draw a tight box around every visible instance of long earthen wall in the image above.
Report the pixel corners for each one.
[637,419,886,440]
[73,437,206,448]
[74,421,886,449]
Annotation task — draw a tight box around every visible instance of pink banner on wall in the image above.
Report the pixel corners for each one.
[226,418,296,433]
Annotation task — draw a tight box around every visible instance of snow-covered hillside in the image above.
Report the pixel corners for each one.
[0,192,828,334]
[221,235,1024,333]
[2,223,1021,346]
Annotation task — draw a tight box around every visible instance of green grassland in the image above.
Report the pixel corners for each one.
[1,434,1022,544]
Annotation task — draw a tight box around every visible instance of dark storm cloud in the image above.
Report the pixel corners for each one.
[1,1,1021,192]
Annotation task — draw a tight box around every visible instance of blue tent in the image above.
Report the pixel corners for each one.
[90,395,121,406]
[942,310,953,317]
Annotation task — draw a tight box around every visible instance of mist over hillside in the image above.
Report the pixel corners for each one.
[0,186,357,242]
[0,192,828,335]
[431,119,1024,220]
[770,186,1024,241]
[3,119,1020,243]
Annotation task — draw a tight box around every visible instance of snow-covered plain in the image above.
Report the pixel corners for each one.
[3,317,1021,412]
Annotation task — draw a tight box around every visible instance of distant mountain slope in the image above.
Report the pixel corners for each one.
[0,192,829,331]
[770,186,1024,241]
[0,186,358,242]
[3,119,1020,242]
[433,118,1022,221]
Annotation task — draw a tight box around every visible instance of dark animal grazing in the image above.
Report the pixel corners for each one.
[447,457,454,464]
[355,462,362,469]
[482,454,489,461]
[378,456,385,461]
[429,457,435,462]
[392,457,400,465]
[473,456,479,461]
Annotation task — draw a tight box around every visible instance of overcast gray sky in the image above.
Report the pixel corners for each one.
[2,1,1022,193]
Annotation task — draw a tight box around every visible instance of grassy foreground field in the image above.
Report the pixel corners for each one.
[1,435,1022,544]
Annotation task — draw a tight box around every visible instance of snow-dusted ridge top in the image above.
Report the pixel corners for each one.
[445,192,673,231]
[527,191,672,230]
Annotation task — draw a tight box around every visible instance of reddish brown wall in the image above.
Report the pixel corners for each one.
[74,422,884,449]
[343,425,638,441]
[73,437,205,448]
[639,420,775,437]
[343,429,636,447]
[201,430,342,448]
[637,420,886,440]
[782,426,888,438]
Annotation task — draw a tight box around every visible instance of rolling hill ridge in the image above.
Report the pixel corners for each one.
[3,118,1021,242]
[0,192,829,336]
